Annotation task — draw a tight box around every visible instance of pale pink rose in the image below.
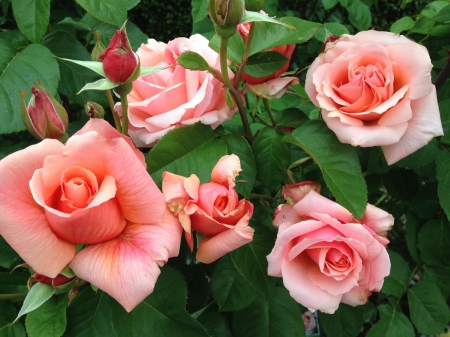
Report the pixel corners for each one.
[115,34,237,147]
[162,154,254,263]
[0,119,182,312]
[305,30,443,165]
[267,190,393,314]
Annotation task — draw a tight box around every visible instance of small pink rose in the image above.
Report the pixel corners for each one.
[267,191,393,313]
[115,34,237,147]
[0,119,182,312]
[305,30,443,164]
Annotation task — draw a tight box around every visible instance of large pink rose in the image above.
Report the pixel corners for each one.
[162,155,254,263]
[0,119,182,312]
[267,190,393,314]
[305,30,443,164]
[115,34,237,147]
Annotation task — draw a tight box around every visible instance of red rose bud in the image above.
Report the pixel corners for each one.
[85,101,105,119]
[282,181,321,205]
[208,0,245,38]
[21,81,69,141]
[99,30,138,83]
[32,273,74,289]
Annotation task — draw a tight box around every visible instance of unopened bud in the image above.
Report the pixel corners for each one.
[31,273,74,289]
[21,80,69,141]
[245,0,264,11]
[85,101,105,119]
[91,31,106,62]
[208,0,245,38]
[99,29,139,83]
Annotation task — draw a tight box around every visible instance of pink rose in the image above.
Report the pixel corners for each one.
[0,119,182,312]
[163,154,254,263]
[305,30,443,164]
[115,34,237,147]
[237,11,300,98]
[267,190,393,313]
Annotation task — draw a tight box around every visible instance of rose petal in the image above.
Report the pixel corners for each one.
[341,286,372,306]
[0,139,76,277]
[211,154,242,189]
[361,204,394,236]
[247,77,300,99]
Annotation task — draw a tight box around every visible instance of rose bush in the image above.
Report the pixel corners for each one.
[237,11,299,99]
[305,30,443,164]
[267,189,393,313]
[162,154,254,263]
[115,34,237,147]
[0,119,182,312]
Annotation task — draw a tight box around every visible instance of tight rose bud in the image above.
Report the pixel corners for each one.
[245,0,264,11]
[85,101,105,119]
[99,29,138,83]
[31,273,74,289]
[91,31,106,62]
[21,81,69,141]
[208,0,245,38]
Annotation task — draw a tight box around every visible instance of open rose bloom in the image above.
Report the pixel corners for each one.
[268,189,393,314]
[305,31,443,164]
[115,34,237,147]
[0,119,182,312]
[162,154,254,263]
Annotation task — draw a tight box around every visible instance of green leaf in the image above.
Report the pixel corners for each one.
[192,0,209,23]
[409,183,440,219]
[284,120,367,219]
[0,236,21,269]
[140,66,172,77]
[433,5,450,22]
[177,51,212,71]
[396,139,439,169]
[240,11,295,30]
[230,225,276,300]
[232,288,305,337]
[437,150,450,222]
[211,255,257,312]
[0,301,25,337]
[347,0,372,31]
[77,78,118,93]
[196,304,233,337]
[41,31,108,107]
[25,295,68,337]
[408,281,450,335]
[418,219,450,267]
[0,40,60,135]
[15,283,55,322]
[381,250,411,298]
[10,0,50,43]
[314,22,349,42]
[0,272,29,295]
[322,0,339,10]
[209,32,245,64]
[390,16,415,33]
[275,107,309,128]
[421,1,449,18]
[56,59,105,77]
[249,17,321,56]
[251,126,290,192]
[245,51,288,78]
[410,17,435,34]
[423,265,450,298]
[405,213,421,263]
[75,0,127,27]
[132,267,209,336]
[222,134,256,198]
[366,304,414,337]
[319,304,364,337]
[146,123,228,187]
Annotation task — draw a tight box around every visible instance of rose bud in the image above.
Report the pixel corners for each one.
[208,0,245,38]
[282,181,321,205]
[91,31,106,62]
[21,80,69,141]
[85,101,105,119]
[31,272,74,289]
[99,29,139,83]
[245,0,264,11]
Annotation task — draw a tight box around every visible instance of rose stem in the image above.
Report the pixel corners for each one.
[234,22,255,91]
[263,98,277,126]
[434,59,450,93]
[105,90,121,131]
[220,36,253,141]
[120,94,129,135]
[0,293,27,300]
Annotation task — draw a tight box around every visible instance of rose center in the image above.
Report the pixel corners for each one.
[214,195,228,212]
[324,248,350,274]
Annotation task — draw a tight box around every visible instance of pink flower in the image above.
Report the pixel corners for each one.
[237,11,300,98]
[305,30,443,165]
[115,34,237,147]
[0,119,182,312]
[267,190,393,314]
[162,154,254,263]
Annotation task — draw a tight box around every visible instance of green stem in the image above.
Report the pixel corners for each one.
[249,193,275,202]
[0,293,27,300]
[229,87,253,142]
[234,22,255,90]
[408,264,421,286]
[120,94,129,136]
[434,59,450,93]
[220,37,232,88]
[263,98,276,127]
[105,90,121,131]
